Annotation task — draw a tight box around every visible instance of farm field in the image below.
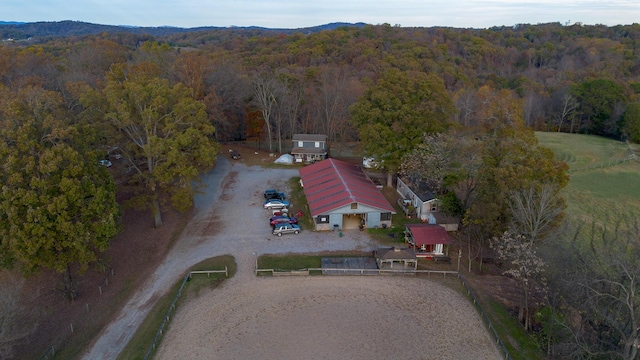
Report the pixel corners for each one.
[536,132,640,226]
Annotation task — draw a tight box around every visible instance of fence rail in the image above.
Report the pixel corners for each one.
[569,154,637,173]
[143,267,228,360]
[458,274,512,360]
[257,268,458,276]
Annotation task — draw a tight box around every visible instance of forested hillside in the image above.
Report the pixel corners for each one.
[1,21,639,359]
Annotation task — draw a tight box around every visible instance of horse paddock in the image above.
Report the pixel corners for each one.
[154,275,502,360]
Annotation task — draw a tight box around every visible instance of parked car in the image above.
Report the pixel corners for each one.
[263,199,290,209]
[264,189,285,201]
[99,159,112,167]
[272,223,301,236]
[229,150,241,160]
[270,216,298,226]
[272,208,289,216]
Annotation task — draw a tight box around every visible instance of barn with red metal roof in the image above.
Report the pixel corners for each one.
[299,158,395,231]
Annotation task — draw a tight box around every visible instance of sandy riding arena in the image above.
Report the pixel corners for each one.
[155,275,502,360]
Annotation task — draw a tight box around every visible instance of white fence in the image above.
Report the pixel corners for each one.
[144,267,228,360]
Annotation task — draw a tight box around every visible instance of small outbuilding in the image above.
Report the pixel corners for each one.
[404,223,451,258]
[375,247,417,270]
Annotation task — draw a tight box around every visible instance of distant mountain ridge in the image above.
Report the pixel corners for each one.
[0,20,368,41]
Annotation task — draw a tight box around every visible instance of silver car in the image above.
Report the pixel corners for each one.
[272,223,301,236]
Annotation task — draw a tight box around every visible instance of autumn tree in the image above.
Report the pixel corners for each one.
[83,63,219,228]
[203,54,251,142]
[465,86,569,238]
[350,68,455,186]
[0,85,120,298]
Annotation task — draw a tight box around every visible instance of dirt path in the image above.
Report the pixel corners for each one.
[82,157,501,359]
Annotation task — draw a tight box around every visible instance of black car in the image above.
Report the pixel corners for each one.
[264,189,285,201]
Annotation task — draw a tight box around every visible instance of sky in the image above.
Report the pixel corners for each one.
[1,0,639,29]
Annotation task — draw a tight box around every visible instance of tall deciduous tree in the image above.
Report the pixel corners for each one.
[350,68,455,186]
[84,63,219,228]
[0,85,120,298]
[252,73,278,152]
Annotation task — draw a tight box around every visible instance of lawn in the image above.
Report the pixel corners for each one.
[536,132,640,227]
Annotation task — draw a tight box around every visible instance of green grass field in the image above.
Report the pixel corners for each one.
[536,132,640,226]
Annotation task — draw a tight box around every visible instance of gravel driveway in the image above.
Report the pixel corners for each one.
[82,157,502,359]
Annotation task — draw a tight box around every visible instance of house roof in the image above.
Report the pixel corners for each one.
[377,247,416,261]
[406,223,451,245]
[299,158,395,216]
[292,134,327,142]
[399,177,437,202]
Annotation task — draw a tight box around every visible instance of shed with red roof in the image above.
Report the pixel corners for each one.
[404,223,451,258]
[299,158,395,231]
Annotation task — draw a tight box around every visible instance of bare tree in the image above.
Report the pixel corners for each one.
[0,274,38,359]
[565,221,640,360]
[555,93,578,133]
[317,67,348,142]
[508,183,565,246]
[272,71,305,153]
[252,73,278,152]
[454,88,477,127]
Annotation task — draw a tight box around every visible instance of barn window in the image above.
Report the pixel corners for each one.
[351,203,357,209]
[316,216,329,224]
[381,212,391,221]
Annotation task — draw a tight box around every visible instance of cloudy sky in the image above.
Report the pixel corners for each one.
[1,0,638,29]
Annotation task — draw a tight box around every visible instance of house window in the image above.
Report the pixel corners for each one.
[351,203,357,210]
[298,141,303,147]
[316,216,329,224]
[381,212,391,221]
[431,203,438,212]
[315,141,320,148]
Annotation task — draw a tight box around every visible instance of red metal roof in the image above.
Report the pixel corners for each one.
[299,158,395,216]
[406,224,451,245]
